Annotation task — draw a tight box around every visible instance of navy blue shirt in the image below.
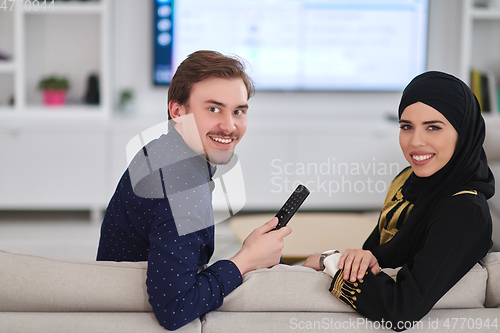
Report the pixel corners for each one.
[97,128,242,330]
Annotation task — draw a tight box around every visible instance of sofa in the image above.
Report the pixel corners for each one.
[0,249,498,333]
[483,116,500,251]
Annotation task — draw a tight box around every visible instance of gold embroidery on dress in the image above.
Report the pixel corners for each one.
[378,168,413,245]
[377,168,477,245]
[453,190,477,196]
[330,270,368,310]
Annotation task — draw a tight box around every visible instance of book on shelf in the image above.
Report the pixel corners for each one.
[470,68,499,114]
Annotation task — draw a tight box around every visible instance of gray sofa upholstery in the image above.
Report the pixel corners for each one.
[489,165,500,252]
[484,117,500,251]
[0,250,499,332]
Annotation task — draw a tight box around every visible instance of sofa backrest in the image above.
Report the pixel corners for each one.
[0,250,151,312]
[218,262,488,312]
[0,250,498,313]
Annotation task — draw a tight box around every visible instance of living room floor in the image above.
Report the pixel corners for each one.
[0,211,243,264]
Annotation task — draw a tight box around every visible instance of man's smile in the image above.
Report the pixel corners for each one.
[210,136,235,144]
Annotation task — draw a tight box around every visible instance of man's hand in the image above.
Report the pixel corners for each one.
[230,217,292,275]
[338,248,380,282]
[302,252,322,271]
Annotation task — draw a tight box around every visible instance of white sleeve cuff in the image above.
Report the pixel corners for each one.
[323,252,342,278]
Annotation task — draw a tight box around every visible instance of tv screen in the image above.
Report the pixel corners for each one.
[153,0,429,91]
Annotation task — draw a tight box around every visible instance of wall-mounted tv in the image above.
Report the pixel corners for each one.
[153,0,429,91]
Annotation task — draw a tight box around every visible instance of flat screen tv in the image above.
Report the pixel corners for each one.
[153,0,429,91]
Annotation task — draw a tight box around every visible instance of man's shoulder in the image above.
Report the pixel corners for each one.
[124,130,210,199]
[147,132,210,177]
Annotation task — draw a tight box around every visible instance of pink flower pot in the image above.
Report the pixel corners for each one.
[43,89,66,106]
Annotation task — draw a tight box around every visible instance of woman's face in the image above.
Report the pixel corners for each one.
[399,102,458,177]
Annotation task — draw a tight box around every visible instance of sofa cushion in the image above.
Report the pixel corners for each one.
[219,263,487,312]
[220,264,350,312]
[482,252,500,308]
[0,250,152,312]
[384,264,487,309]
[0,312,202,333]
[203,308,500,333]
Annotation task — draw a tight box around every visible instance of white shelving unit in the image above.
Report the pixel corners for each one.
[0,0,110,119]
[461,0,500,115]
[0,1,111,222]
[0,6,15,112]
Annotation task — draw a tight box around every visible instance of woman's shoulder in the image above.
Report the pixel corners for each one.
[440,188,486,207]
[432,190,490,226]
[428,191,492,251]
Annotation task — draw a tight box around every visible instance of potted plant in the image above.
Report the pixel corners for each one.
[118,89,134,112]
[38,76,70,106]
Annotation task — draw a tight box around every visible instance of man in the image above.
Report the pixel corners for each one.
[97,50,291,330]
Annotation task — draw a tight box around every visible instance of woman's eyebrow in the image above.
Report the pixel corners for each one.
[399,119,446,125]
[422,120,446,125]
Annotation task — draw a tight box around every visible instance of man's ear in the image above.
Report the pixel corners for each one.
[168,100,184,123]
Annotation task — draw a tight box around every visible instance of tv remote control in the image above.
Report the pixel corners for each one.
[273,184,310,230]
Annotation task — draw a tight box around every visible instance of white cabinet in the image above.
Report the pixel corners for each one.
[0,121,106,210]
[0,0,110,118]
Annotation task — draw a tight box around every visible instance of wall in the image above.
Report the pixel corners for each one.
[106,0,465,211]
[111,0,463,121]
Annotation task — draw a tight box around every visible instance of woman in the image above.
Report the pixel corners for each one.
[303,71,494,331]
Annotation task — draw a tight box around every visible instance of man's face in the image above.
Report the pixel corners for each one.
[171,77,248,165]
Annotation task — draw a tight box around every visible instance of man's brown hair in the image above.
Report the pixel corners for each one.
[167,50,255,120]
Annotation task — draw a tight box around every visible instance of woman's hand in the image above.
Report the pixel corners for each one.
[338,249,381,282]
[302,252,322,271]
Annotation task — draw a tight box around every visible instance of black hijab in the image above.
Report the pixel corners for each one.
[398,71,495,202]
[369,71,495,267]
